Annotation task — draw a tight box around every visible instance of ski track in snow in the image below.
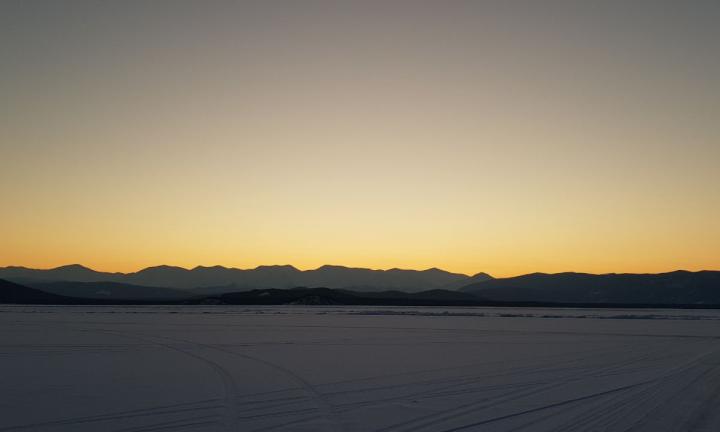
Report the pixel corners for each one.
[1,305,720,431]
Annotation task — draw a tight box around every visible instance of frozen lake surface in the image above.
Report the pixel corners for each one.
[2,305,720,431]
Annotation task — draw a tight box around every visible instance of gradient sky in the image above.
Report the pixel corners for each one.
[2,1,718,277]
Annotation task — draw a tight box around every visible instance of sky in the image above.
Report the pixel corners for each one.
[1,1,718,277]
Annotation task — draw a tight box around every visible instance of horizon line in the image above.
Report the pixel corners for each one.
[2,263,718,279]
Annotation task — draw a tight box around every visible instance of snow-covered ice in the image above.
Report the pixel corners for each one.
[1,305,720,431]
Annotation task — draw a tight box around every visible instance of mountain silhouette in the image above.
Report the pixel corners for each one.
[4,266,719,306]
[0,264,489,293]
[0,277,486,306]
[461,271,720,304]
[0,264,124,283]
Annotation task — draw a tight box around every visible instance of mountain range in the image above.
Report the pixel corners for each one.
[1,265,719,306]
[0,264,492,293]
[461,271,720,305]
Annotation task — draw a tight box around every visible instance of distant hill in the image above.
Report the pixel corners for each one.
[0,279,79,304]
[461,271,720,305]
[0,279,484,306]
[5,265,719,306]
[4,273,720,307]
[0,264,124,284]
[27,281,194,301]
[0,264,490,293]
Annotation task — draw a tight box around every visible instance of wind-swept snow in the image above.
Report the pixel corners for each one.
[1,305,720,431]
